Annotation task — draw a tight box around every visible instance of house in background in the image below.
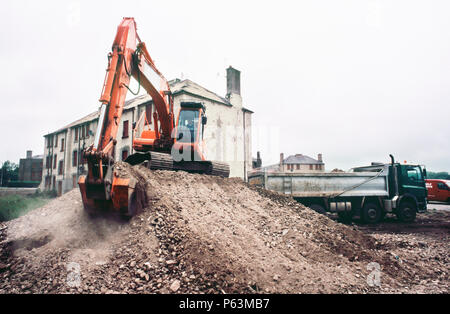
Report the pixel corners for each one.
[279,153,325,173]
[249,152,325,174]
[40,67,253,196]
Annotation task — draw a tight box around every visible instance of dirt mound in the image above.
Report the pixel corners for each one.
[0,162,447,293]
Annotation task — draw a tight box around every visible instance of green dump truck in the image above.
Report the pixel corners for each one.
[248,155,427,223]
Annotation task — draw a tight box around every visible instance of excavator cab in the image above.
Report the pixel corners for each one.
[173,102,207,162]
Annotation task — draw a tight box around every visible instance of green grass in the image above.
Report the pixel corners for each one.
[0,191,56,221]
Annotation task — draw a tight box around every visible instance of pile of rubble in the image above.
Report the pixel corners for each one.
[0,162,448,293]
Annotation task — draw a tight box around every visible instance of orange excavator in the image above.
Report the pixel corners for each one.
[78,17,229,217]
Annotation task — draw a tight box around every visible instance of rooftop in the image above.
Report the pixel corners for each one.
[284,154,324,165]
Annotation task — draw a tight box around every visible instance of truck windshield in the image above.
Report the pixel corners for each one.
[406,166,424,182]
[177,109,199,143]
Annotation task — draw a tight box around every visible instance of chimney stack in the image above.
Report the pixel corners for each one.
[280,153,284,166]
[255,151,262,168]
[318,153,323,163]
[227,66,241,96]
[26,150,32,159]
[226,67,243,107]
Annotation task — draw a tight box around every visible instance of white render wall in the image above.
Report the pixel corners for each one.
[40,119,99,195]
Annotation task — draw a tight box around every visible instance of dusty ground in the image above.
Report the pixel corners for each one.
[0,163,448,294]
[328,210,450,293]
[355,210,449,293]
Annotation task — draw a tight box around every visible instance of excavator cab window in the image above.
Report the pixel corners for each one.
[177,109,200,143]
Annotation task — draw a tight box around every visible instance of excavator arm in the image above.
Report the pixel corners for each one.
[79,17,174,215]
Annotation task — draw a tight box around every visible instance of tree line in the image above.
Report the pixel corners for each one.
[0,161,19,187]
[426,171,450,180]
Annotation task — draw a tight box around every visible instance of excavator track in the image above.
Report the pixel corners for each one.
[125,152,230,177]
[207,161,230,177]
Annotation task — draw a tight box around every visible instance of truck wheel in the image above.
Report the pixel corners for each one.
[396,201,417,223]
[362,202,382,224]
[309,204,326,214]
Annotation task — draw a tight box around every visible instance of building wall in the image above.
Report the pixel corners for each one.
[41,120,98,195]
[18,158,43,182]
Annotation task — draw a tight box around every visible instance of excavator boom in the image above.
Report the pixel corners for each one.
[79,17,228,217]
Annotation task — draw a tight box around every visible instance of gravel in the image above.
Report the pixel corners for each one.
[0,162,448,294]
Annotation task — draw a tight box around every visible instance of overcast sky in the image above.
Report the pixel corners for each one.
[1,0,449,171]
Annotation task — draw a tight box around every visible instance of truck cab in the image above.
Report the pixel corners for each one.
[353,162,427,222]
[425,179,450,203]
[395,164,428,211]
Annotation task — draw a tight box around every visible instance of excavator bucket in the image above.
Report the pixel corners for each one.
[78,174,142,217]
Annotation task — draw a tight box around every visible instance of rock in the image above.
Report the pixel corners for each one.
[144,262,152,269]
[170,280,181,292]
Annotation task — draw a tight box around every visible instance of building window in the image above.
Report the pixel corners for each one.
[55,135,58,147]
[85,124,90,138]
[309,165,313,170]
[53,154,57,169]
[122,120,129,138]
[122,150,129,161]
[60,138,65,152]
[58,160,64,175]
[52,176,56,189]
[73,151,78,167]
[296,164,300,170]
[74,128,79,141]
[47,136,52,148]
